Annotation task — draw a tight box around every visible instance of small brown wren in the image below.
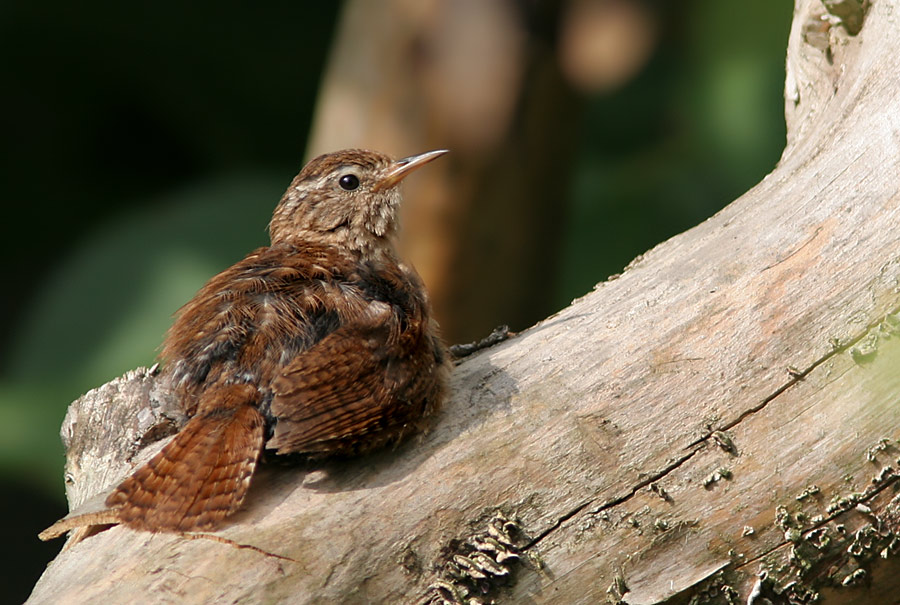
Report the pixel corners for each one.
[47,149,450,535]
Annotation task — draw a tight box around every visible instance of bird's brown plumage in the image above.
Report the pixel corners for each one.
[44,149,450,537]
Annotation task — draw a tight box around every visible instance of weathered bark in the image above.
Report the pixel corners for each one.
[29,0,900,603]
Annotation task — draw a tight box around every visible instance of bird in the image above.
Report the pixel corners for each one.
[42,148,450,536]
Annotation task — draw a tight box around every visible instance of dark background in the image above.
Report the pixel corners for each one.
[1,1,790,601]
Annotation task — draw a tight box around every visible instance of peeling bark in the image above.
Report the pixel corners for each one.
[28,0,900,603]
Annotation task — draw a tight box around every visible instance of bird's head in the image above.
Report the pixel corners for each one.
[269,148,447,256]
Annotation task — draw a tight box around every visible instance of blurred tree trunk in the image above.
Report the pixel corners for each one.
[305,0,584,344]
[28,0,900,603]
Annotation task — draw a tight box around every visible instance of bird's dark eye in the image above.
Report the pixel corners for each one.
[338,174,360,191]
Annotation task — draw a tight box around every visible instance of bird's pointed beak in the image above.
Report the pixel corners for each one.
[374,149,449,192]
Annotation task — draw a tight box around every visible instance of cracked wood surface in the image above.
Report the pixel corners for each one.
[29,1,900,603]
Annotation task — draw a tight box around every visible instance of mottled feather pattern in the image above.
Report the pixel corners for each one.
[52,149,450,536]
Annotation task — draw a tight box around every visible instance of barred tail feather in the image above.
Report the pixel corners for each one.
[106,391,264,532]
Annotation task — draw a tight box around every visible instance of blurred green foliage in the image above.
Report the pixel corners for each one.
[561,0,791,302]
[1,0,790,600]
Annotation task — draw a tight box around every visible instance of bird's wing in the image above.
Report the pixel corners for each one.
[266,307,420,455]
